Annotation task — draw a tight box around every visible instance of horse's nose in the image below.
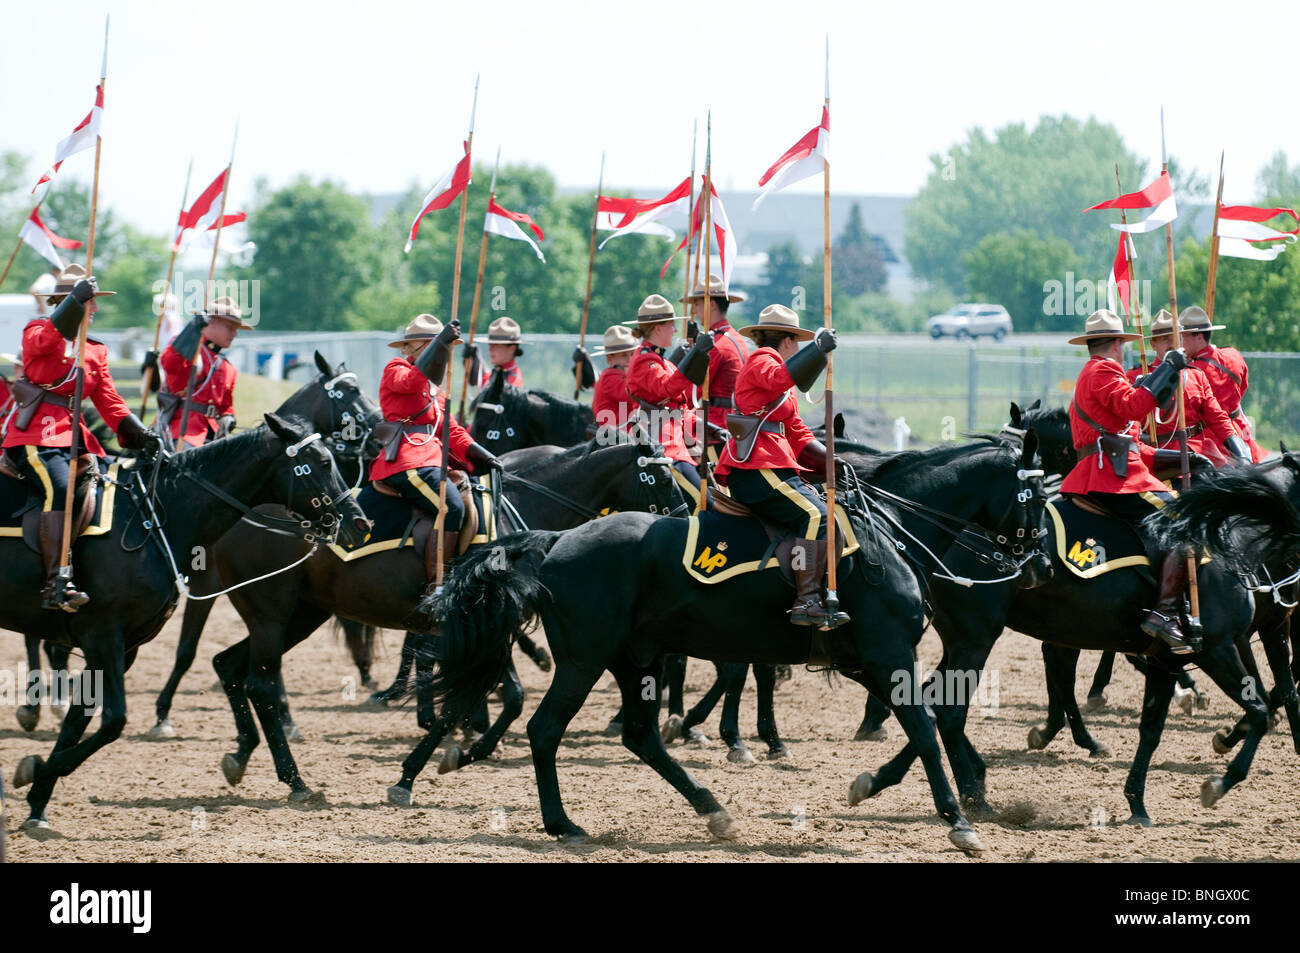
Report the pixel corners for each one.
[354,517,373,533]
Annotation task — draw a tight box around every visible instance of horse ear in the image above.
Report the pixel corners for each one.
[1021,429,1039,468]
[1028,398,1041,411]
[263,412,299,443]
[1009,402,1022,427]
[484,368,506,403]
[1282,440,1290,454]
[834,413,845,439]
[314,351,332,376]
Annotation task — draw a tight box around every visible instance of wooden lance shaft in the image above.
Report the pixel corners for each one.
[1113,169,1156,444]
[460,208,491,421]
[822,107,837,604]
[696,164,712,514]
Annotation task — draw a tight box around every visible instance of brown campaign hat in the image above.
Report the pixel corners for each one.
[1066,309,1143,346]
[737,303,815,342]
[388,313,444,348]
[592,324,637,356]
[623,293,681,326]
[680,272,747,304]
[1177,305,1225,334]
[203,295,254,330]
[50,263,115,300]
[1146,309,1176,339]
[486,316,524,355]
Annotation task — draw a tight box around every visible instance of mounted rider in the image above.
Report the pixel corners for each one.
[0,265,160,611]
[472,316,525,389]
[591,324,638,433]
[625,293,713,506]
[370,313,502,586]
[151,295,252,448]
[1176,306,1266,462]
[681,272,751,458]
[1059,309,1196,655]
[1125,309,1250,469]
[713,304,847,630]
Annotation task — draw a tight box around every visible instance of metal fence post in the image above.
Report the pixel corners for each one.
[967,342,978,432]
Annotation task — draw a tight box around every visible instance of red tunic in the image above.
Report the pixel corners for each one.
[713,347,816,480]
[1124,362,1236,466]
[370,356,475,482]
[160,338,237,448]
[592,364,634,432]
[1060,356,1164,495]
[1189,344,1265,461]
[0,375,11,418]
[701,321,751,430]
[625,344,697,464]
[2,319,130,456]
[480,361,523,389]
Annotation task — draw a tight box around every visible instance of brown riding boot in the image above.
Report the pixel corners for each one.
[1141,549,1194,655]
[38,511,88,612]
[789,539,849,630]
[422,528,463,592]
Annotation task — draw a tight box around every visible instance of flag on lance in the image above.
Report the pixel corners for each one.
[1216,204,1299,261]
[405,142,472,253]
[485,196,546,261]
[1107,232,1137,318]
[752,106,830,210]
[18,206,83,269]
[174,168,246,250]
[660,179,736,289]
[596,177,691,249]
[32,85,104,192]
[1084,171,1177,234]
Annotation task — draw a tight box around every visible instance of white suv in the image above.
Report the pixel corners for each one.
[927,303,1012,341]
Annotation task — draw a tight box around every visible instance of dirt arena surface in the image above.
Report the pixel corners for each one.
[3,599,1298,862]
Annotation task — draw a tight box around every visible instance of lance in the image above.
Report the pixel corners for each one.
[59,16,108,576]
[436,75,478,592]
[140,157,193,417]
[696,113,713,514]
[459,145,500,421]
[1161,107,1178,317]
[1115,166,1157,444]
[1204,152,1226,324]
[822,34,840,624]
[575,151,605,398]
[0,197,49,291]
[682,120,697,341]
[178,124,238,451]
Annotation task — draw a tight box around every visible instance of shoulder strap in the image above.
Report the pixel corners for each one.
[1192,353,1243,388]
[1070,400,1113,437]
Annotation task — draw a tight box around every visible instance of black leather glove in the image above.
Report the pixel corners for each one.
[1152,449,1214,482]
[572,346,595,389]
[785,339,829,392]
[796,440,844,480]
[415,319,461,384]
[171,312,210,360]
[664,342,688,365]
[70,277,97,305]
[813,327,838,353]
[686,320,700,344]
[1163,347,1188,371]
[217,414,236,438]
[1137,359,1180,407]
[462,341,482,383]
[49,287,90,340]
[139,350,161,393]
[464,441,503,473]
[1225,435,1251,464]
[675,332,714,386]
[117,413,162,456]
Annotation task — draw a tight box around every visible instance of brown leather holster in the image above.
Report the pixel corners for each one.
[12,376,74,432]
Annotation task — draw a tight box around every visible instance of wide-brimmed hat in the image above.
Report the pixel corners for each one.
[388,313,444,348]
[486,316,524,355]
[680,272,747,304]
[1146,309,1177,339]
[1067,309,1143,346]
[49,263,115,301]
[737,304,815,342]
[203,295,254,330]
[1177,305,1225,334]
[592,324,637,356]
[623,293,681,326]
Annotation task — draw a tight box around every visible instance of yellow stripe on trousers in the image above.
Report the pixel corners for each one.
[26,445,56,512]
[405,469,447,512]
[759,467,821,540]
[671,466,701,505]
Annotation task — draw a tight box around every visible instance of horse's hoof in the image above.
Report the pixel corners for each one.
[220,754,247,786]
[288,788,327,809]
[386,784,413,807]
[949,827,984,856]
[660,714,684,744]
[1175,687,1195,716]
[726,746,756,765]
[1027,726,1048,750]
[147,719,177,740]
[1089,744,1111,759]
[1085,692,1107,712]
[848,772,875,806]
[604,718,623,737]
[1201,778,1225,809]
[15,705,39,732]
[774,665,793,684]
[1196,690,1211,711]
[13,755,42,788]
[706,809,739,841]
[1124,814,1153,827]
[685,727,711,747]
[366,691,395,708]
[1269,709,1282,731]
[1211,729,1232,755]
[854,726,889,742]
[20,816,50,832]
[766,745,792,761]
[283,724,304,743]
[438,745,462,775]
[557,830,590,845]
[533,648,553,673]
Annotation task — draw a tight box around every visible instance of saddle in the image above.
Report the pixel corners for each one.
[370,469,480,557]
[1046,495,1155,582]
[0,453,110,554]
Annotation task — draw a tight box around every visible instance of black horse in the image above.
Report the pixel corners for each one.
[147,352,384,739]
[469,369,594,456]
[423,441,1048,853]
[5,414,369,828]
[210,436,684,803]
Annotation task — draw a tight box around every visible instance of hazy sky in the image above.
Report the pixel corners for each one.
[4,0,1297,234]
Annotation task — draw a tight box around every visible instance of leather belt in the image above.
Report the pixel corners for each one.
[1140,421,1204,446]
[755,420,784,435]
[709,395,734,409]
[1077,439,1134,460]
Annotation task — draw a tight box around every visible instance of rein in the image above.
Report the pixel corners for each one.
[500,449,678,521]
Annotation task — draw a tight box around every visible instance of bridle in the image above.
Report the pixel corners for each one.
[316,369,381,491]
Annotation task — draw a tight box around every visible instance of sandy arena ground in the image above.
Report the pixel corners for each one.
[3,598,1299,862]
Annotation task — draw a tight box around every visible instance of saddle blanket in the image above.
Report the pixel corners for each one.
[0,458,123,545]
[682,504,860,585]
[1046,497,1152,580]
[326,479,497,562]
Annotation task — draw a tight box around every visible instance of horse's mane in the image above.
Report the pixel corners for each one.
[855,439,1014,481]
[527,387,595,439]
[511,437,602,476]
[150,416,314,494]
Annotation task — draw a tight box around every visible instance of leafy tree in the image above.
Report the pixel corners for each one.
[964,229,1082,332]
[1256,150,1300,207]
[834,203,887,297]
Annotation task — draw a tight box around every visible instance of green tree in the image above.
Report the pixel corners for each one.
[833,203,887,297]
[964,229,1082,333]
[749,240,806,311]
[1256,150,1300,207]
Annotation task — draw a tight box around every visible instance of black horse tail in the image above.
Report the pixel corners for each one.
[419,531,562,718]
[1148,467,1300,570]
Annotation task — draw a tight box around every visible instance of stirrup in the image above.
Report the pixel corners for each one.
[1141,610,1194,656]
[789,599,849,629]
[42,571,88,613]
